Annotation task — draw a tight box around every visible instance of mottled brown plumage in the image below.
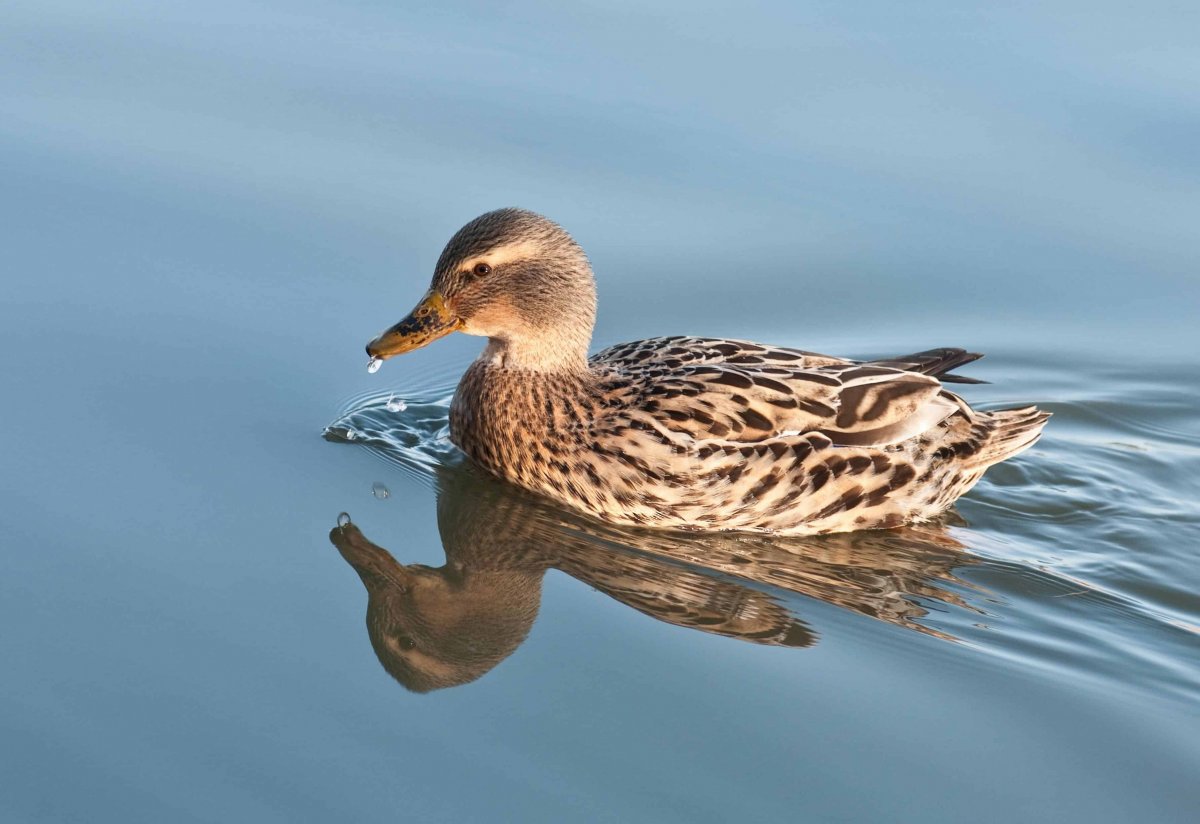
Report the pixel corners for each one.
[366,208,1049,535]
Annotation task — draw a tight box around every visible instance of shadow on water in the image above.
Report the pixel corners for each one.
[325,388,988,692]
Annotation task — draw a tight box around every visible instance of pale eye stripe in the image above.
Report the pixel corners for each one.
[462,240,543,272]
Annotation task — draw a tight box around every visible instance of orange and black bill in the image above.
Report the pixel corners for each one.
[366,290,462,360]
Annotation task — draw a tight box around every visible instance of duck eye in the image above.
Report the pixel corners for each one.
[472,262,492,276]
[398,635,416,651]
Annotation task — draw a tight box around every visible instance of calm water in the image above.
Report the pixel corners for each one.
[3,1,1199,821]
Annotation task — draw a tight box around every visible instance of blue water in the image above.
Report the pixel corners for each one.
[2,2,1198,821]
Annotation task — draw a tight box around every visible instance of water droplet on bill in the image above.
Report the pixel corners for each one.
[372,482,390,500]
[367,356,383,374]
[337,512,352,527]
[385,394,408,413]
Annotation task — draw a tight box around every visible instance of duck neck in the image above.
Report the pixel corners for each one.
[479,329,592,373]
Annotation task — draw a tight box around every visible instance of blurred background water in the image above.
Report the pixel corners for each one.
[2,1,1198,821]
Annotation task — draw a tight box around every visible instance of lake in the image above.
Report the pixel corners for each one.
[2,1,1198,821]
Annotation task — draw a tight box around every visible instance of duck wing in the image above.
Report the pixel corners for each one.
[863,347,986,385]
[592,337,968,448]
[594,336,851,370]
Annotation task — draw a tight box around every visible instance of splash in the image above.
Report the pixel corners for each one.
[385,394,408,413]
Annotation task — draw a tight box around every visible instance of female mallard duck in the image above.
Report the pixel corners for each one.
[366,208,1048,535]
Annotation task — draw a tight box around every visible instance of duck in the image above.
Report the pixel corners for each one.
[365,208,1048,535]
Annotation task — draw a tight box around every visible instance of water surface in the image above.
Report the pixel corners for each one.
[2,2,1198,822]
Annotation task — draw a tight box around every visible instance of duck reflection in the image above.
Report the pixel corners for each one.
[330,467,978,693]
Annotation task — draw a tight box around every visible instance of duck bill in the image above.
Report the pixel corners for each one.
[366,290,462,359]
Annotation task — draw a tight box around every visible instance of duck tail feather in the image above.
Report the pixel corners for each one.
[967,407,1052,468]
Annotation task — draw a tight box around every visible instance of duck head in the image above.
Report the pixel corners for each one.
[366,208,597,372]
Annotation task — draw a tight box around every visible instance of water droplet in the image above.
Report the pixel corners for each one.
[337,512,352,527]
[385,394,408,413]
[372,482,390,500]
[367,356,383,374]
[344,429,357,441]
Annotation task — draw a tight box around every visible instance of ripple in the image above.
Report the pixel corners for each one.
[323,374,460,486]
